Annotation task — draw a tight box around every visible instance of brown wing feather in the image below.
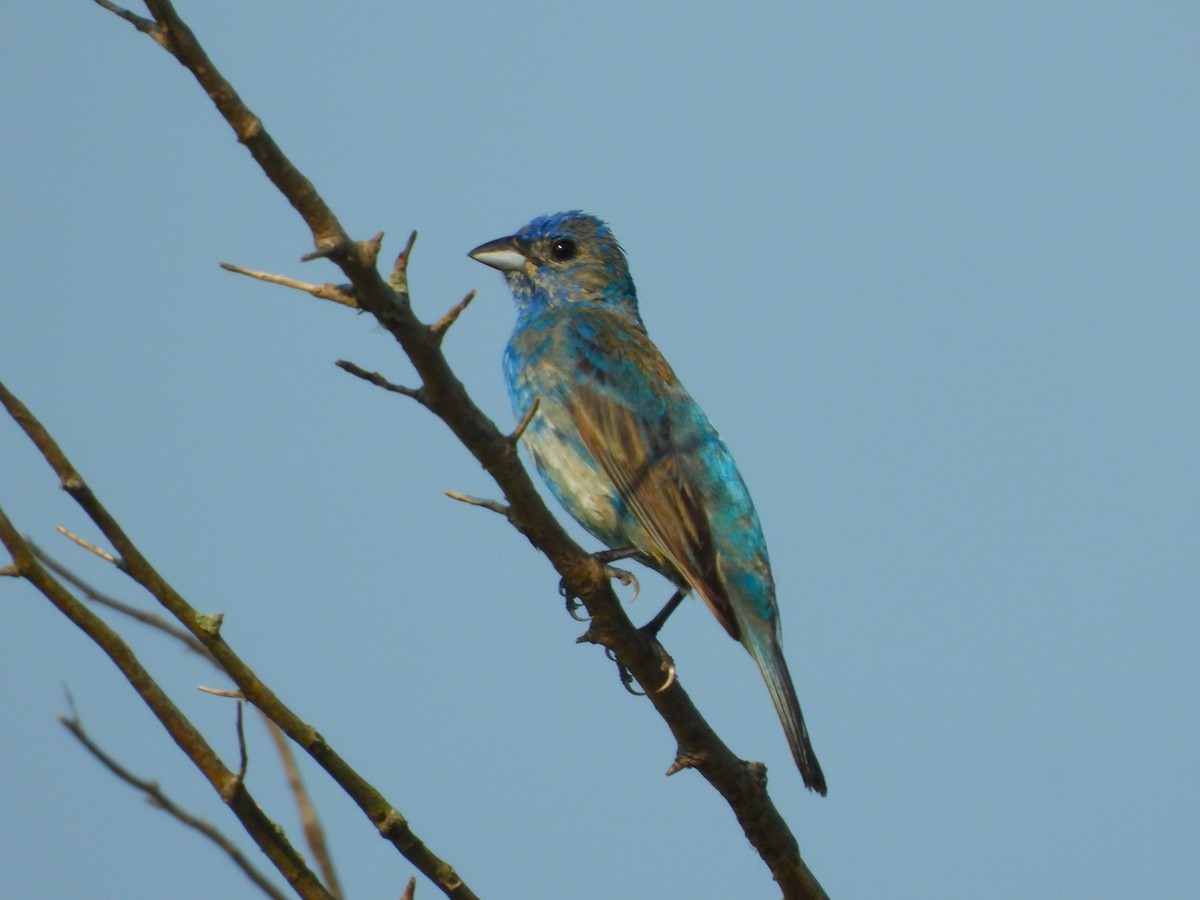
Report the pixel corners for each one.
[566,390,741,641]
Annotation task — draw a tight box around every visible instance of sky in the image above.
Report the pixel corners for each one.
[2,2,1197,898]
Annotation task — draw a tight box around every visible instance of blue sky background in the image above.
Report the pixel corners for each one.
[2,2,1196,898]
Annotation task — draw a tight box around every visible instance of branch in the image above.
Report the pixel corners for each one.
[59,698,289,900]
[80,2,827,896]
[33,543,211,659]
[220,262,359,309]
[0,376,478,900]
[335,360,422,399]
[0,504,331,900]
[49,548,344,899]
[264,720,345,900]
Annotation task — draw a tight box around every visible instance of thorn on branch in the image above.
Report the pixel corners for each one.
[198,686,246,700]
[358,232,385,268]
[429,290,476,344]
[507,397,540,445]
[444,491,510,517]
[196,612,224,638]
[299,238,347,263]
[220,262,359,309]
[0,562,18,577]
[574,623,603,646]
[335,360,422,399]
[666,751,705,777]
[388,231,419,291]
[56,524,125,569]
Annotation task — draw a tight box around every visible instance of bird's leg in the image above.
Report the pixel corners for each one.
[601,587,686,695]
[560,547,650,620]
[639,589,687,639]
[562,548,680,695]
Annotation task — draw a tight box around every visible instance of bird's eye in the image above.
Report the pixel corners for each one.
[549,237,578,262]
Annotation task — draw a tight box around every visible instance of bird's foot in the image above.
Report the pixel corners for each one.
[560,580,591,621]
[560,547,648,620]
[606,644,676,696]
[603,588,685,694]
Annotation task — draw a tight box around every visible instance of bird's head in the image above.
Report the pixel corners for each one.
[469,211,642,324]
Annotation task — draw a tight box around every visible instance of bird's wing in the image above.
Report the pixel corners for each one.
[562,352,741,642]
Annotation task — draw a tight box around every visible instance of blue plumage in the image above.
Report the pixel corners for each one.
[470,212,826,794]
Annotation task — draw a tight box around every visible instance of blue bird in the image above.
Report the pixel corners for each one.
[469,212,826,794]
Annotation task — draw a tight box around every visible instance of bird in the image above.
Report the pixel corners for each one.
[469,211,826,794]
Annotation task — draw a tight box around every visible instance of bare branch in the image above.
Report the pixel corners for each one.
[429,291,476,343]
[33,544,211,659]
[91,0,158,36]
[43,549,348,900]
[199,686,247,700]
[0,378,479,899]
[69,1,832,894]
[335,360,422,399]
[507,397,539,445]
[220,262,359,309]
[445,491,510,517]
[401,877,417,900]
[59,699,289,900]
[56,523,121,566]
[43,550,344,900]
[264,720,344,900]
[233,701,249,790]
[0,502,331,899]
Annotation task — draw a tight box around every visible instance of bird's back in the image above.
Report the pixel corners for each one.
[505,304,778,643]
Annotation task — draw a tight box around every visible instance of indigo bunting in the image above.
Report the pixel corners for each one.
[470,212,826,794]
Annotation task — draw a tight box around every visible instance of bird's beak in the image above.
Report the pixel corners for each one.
[468,235,529,272]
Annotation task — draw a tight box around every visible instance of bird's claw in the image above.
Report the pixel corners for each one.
[560,553,643,622]
[602,565,640,603]
[606,645,676,696]
[560,578,592,621]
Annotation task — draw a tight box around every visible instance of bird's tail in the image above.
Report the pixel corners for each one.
[746,631,827,795]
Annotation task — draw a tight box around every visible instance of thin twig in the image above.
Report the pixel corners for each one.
[90,0,157,35]
[199,685,247,700]
[429,291,475,342]
[59,697,289,900]
[32,544,211,659]
[56,524,121,566]
[444,491,510,517]
[264,720,344,900]
[508,397,540,445]
[335,360,422,399]
[220,263,359,309]
[233,701,249,788]
[401,877,417,900]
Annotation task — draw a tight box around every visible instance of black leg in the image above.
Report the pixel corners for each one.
[640,589,686,638]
